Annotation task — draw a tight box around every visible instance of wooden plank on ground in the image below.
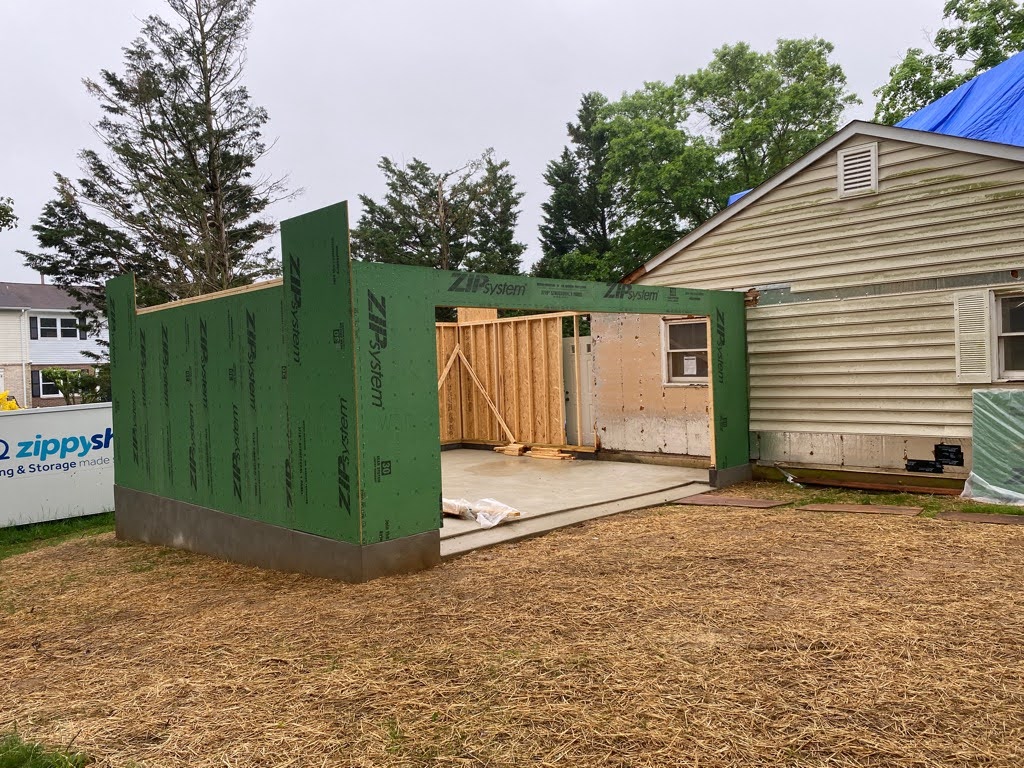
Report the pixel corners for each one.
[797,503,922,516]
[936,511,1024,525]
[672,494,788,508]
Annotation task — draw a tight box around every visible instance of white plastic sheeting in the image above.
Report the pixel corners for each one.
[961,390,1024,506]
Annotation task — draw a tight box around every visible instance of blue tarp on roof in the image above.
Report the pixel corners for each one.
[727,189,751,206]
[896,50,1024,147]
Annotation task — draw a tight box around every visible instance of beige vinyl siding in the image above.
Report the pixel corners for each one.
[745,291,971,438]
[644,137,1024,293]
[639,132,1024,470]
[0,311,27,364]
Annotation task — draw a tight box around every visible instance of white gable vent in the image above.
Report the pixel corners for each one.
[954,290,992,383]
[837,142,878,198]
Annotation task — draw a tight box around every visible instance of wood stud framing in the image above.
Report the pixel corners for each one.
[435,311,584,447]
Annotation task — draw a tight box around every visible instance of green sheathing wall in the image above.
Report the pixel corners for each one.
[350,261,750,541]
[280,204,361,543]
[107,278,293,530]
[108,201,749,549]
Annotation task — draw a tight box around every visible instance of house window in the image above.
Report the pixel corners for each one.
[60,318,79,338]
[663,319,709,384]
[31,370,63,398]
[31,316,82,340]
[997,294,1024,379]
[38,317,58,338]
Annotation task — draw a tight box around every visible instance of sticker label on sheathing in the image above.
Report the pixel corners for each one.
[373,455,392,483]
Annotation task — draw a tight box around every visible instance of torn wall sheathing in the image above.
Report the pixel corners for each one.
[107,202,750,582]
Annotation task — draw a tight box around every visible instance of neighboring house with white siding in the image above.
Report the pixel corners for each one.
[0,282,107,408]
[599,119,1024,489]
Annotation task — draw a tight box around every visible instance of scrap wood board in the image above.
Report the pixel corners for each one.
[797,503,922,516]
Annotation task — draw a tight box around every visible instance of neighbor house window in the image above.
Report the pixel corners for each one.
[31,370,62,398]
[31,316,82,340]
[663,319,708,384]
[997,294,1024,379]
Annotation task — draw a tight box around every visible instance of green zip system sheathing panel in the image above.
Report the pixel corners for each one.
[107,201,750,579]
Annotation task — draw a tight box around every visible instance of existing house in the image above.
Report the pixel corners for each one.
[0,282,107,408]
[598,115,1024,489]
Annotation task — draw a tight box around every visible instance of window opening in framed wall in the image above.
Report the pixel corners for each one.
[997,293,1024,379]
[663,318,709,385]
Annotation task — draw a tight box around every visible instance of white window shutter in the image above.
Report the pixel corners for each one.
[954,291,992,383]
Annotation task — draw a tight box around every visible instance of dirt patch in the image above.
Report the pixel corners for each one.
[2,507,1023,767]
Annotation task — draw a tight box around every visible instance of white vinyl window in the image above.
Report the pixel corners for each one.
[663,319,709,385]
[997,294,1024,379]
[31,370,63,398]
[33,316,80,340]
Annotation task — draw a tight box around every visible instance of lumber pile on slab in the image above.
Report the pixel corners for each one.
[526,446,575,461]
[494,443,527,456]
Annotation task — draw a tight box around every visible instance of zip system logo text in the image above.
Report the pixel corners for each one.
[367,289,388,409]
[448,274,526,298]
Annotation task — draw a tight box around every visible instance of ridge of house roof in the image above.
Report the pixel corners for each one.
[0,281,82,311]
[624,120,1024,284]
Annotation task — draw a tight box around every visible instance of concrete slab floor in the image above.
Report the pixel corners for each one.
[440,449,709,557]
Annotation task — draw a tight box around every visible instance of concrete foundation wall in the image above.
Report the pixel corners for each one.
[752,430,971,477]
[591,313,710,457]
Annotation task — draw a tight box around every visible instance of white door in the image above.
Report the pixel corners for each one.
[563,336,595,446]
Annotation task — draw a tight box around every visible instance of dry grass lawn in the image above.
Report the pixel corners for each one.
[2,501,1023,767]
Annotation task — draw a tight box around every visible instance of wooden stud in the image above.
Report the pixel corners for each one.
[457,348,516,444]
[136,278,284,315]
[437,344,461,391]
[573,314,583,447]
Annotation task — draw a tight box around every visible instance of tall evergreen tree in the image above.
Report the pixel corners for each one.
[21,0,289,315]
[464,157,526,275]
[535,92,614,280]
[874,0,1024,124]
[352,151,525,275]
[0,197,14,231]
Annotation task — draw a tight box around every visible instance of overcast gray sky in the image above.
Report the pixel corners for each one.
[0,0,944,283]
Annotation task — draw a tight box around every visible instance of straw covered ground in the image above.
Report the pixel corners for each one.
[2,502,1023,767]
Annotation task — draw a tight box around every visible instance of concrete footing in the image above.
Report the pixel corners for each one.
[709,463,753,488]
[114,485,440,583]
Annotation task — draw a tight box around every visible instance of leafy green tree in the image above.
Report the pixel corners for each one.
[21,0,290,318]
[41,367,109,405]
[602,81,722,275]
[352,151,525,275]
[537,38,857,282]
[535,93,615,280]
[874,0,1024,124]
[0,197,14,231]
[683,38,859,190]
